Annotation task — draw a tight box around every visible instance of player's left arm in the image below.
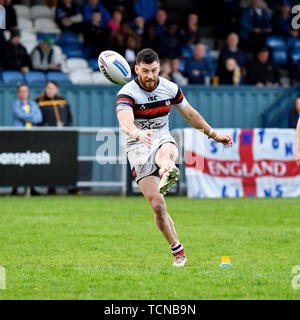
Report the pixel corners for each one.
[296,116,300,167]
[178,103,233,147]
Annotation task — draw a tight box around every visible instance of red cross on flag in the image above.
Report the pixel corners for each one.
[184,128,300,198]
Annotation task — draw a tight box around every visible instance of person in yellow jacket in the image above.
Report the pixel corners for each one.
[35,81,80,195]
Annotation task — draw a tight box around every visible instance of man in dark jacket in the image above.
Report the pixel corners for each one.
[55,0,83,32]
[246,46,281,86]
[35,80,73,127]
[1,30,31,73]
[35,81,79,195]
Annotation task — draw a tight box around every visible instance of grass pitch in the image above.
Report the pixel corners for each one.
[0,196,300,300]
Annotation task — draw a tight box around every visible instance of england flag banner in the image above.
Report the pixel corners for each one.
[184,128,300,198]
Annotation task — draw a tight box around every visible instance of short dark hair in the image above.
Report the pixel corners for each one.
[17,83,28,91]
[136,48,159,65]
[45,80,59,88]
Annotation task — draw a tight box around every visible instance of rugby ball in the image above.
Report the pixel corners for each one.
[98,50,131,85]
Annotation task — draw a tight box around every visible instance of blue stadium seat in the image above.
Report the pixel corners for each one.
[181,46,193,59]
[62,44,84,58]
[2,71,24,84]
[266,36,287,50]
[59,32,80,45]
[24,71,46,85]
[291,49,300,64]
[37,33,58,43]
[88,59,99,71]
[46,71,71,85]
[287,37,300,50]
[272,50,288,66]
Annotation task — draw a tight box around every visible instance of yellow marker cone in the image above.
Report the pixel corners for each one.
[220,256,232,267]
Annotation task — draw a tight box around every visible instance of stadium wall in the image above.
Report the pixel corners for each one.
[0,85,288,132]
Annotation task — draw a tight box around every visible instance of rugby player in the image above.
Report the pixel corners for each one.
[116,48,233,267]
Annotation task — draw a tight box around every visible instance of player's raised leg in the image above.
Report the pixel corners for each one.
[138,175,187,267]
[155,143,180,195]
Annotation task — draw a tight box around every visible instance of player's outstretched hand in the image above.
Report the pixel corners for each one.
[138,129,155,148]
[296,157,300,168]
[215,134,234,147]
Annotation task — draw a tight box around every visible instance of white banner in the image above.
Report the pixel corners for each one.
[184,128,300,198]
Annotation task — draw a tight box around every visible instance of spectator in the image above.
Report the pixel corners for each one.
[271,0,298,38]
[158,23,181,59]
[123,34,138,71]
[82,0,111,26]
[3,0,17,31]
[1,30,31,73]
[160,59,172,80]
[55,0,83,33]
[218,33,248,75]
[31,36,60,72]
[142,24,159,52]
[83,11,110,58]
[246,46,281,86]
[289,97,300,128]
[35,81,77,195]
[107,9,123,33]
[218,57,242,85]
[147,9,167,38]
[170,58,188,85]
[185,43,214,84]
[179,13,201,46]
[133,0,157,21]
[131,16,146,37]
[11,83,42,196]
[239,0,272,51]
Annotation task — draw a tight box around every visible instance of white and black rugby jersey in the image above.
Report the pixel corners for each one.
[116,76,188,144]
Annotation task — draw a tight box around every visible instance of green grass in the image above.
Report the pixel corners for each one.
[0,196,300,300]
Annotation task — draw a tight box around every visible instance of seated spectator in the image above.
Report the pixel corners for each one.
[246,46,281,86]
[271,0,299,38]
[3,0,17,31]
[31,36,61,72]
[11,83,42,196]
[83,11,111,58]
[133,0,157,21]
[218,33,248,76]
[82,0,111,26]
[142,24,159,52]
[1,30,31,73]
[160,59,171,80]
[289,97,300,128]
[55,0,83,33]
[107,9,123,33]
[179,13,201,46]
[123,34,138,71]
[218,57,242,85]
[170,58,188,86]
[158,23,181,59]
[131,16,145,37]
[35,81,77,195]
[185,43,214,84]
[239,0,272,52]
[146,9,167,39]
